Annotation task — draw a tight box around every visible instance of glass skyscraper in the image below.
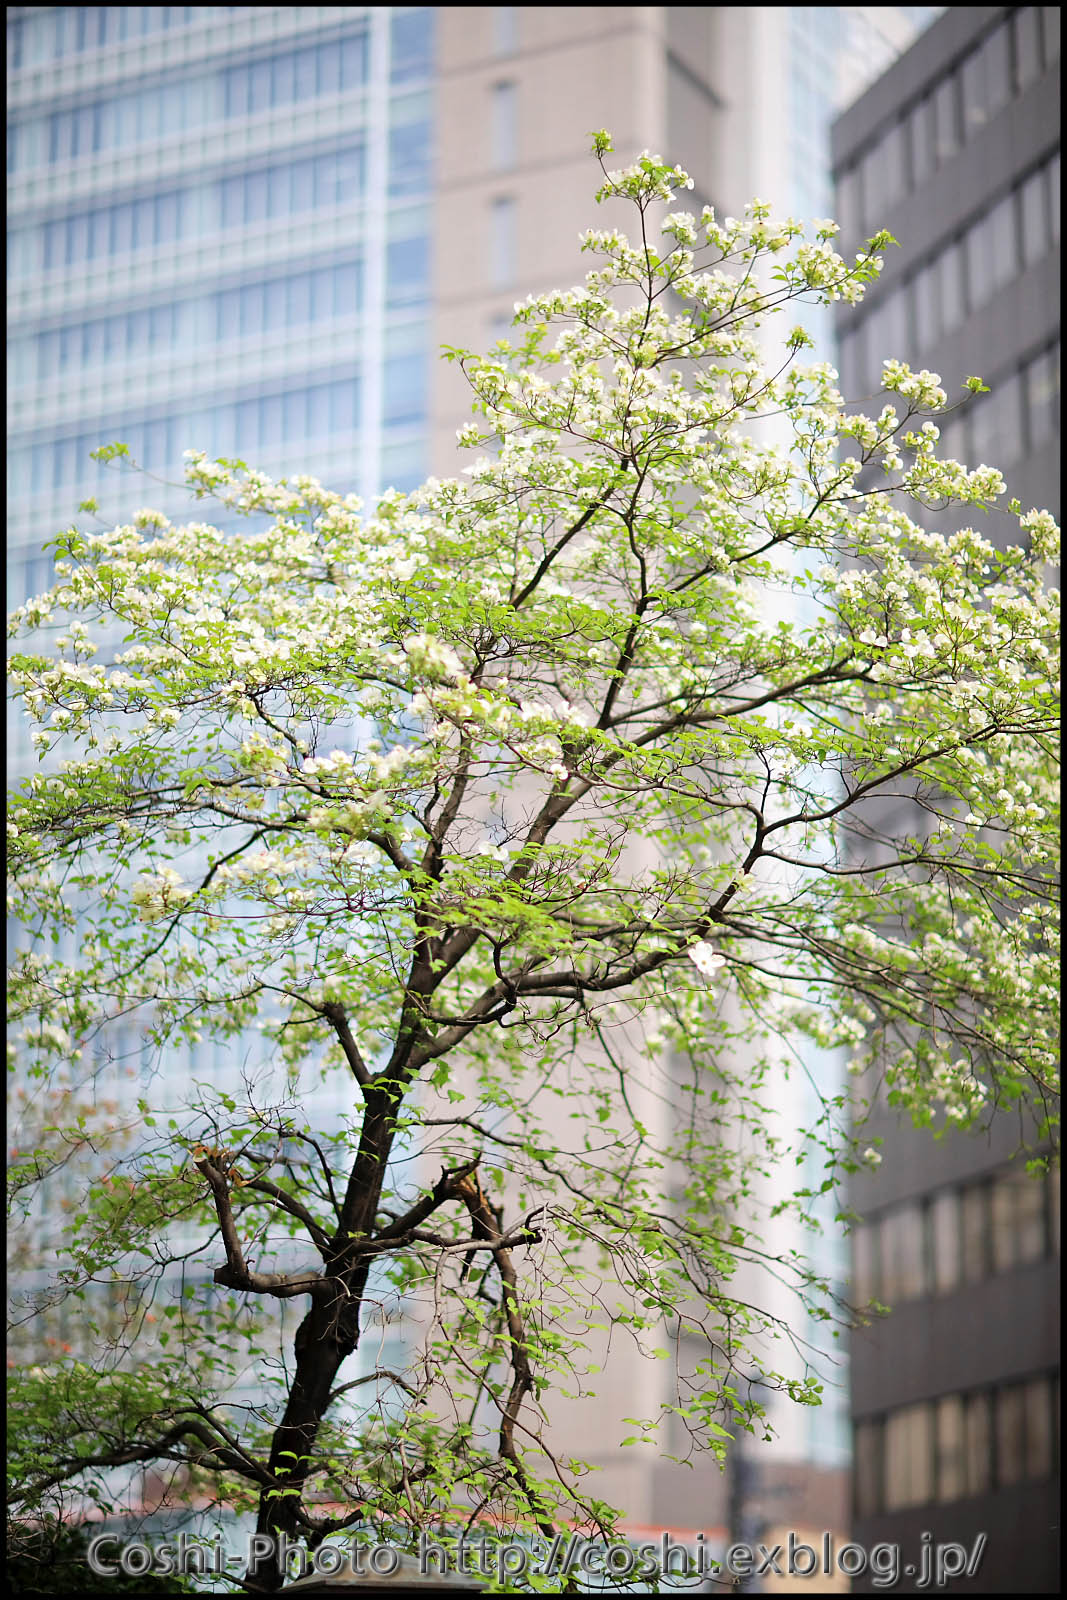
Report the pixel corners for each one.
[8,6,432,726]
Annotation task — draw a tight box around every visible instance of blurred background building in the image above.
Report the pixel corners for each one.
[8,4,992,1581]
[832,6,1060,1592]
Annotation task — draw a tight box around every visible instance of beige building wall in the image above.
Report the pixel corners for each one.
[429,6,802,474]
[430,7,673,475]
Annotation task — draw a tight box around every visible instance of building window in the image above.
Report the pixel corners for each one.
[493,6,519,56]
[931,72,959,166]
[906,93,934,187]
[390,8,434,84]
[995,1384,1026,1486]
[1023,1376,1055,1478]
[859,141,887,233]
[935,1394,965,1502]
[17,375,368,499]
[857,1376,1055,1510]
[880,1202,926,1302]
[981,22,1013,128]
[885,1403,932,1510]
[1013,7,1043,89]
[489,196,517,289]
[18,149,368,281]
[1049,152,1060,241]
[1020,165,1049,265]
[386,236,430,306]
[383,353,426,425]
[491,80,518,172]
[912,259,940,349]
[329,379,359,435]
[991,1165,1048,1271]
[960,25,1007,139]
[379,437,426,494]
[933,238,964,338]
[854,1418,883,1518]
[881,120,907,208]
[305,385,329,441]
[849,150,1057,378]
[990,371,1024,466]
[389,121,432,197]
[835,163,863,243]
[864,287,908,380]
[930,1187,960,1294]
[964,208,1004,313]
[987,190,1019,294]
[964,1390,992,1495]
[8,4,222,70]
[852,1218,879,1304]
[22,31,370,174]
[960,1181,990,1283]
[838,321,867,397]
[1049,1166,1060,1252]
[312,146,366,210]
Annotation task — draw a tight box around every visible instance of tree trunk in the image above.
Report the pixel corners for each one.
[245,1090,398,1590]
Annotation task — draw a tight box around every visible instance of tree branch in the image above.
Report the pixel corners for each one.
[196,1156,324,1298]
[320,1002,372,1089]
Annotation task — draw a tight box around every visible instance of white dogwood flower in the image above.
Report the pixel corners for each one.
[688,941,726,979]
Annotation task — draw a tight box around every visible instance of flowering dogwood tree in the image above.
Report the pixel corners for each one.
[7,138,1059,1590]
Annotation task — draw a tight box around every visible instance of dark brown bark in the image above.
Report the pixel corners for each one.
[245,1086,397,1591]
[241,1083,495,1590]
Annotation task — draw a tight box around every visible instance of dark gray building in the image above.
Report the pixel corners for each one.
[831,7,1059,1593]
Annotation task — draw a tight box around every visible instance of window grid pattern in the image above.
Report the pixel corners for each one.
[837,9,1060,240]
[852,1161,1060,1308]
[19,143,368,278]
[10,313,428,502]
[11,373,364,498]
[7,21,433,1402]
[7,12,434,549]
[21,258,370,386]
[939,341,1060,474]
[855,1372,1059,1516]
[7,7,244,70]
[9,32,370,174]
[840,151,1060,400]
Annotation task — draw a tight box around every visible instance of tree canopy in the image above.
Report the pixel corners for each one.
[7,137,1059,1591]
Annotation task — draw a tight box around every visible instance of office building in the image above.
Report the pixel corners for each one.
[832,6,1060,1591]
[7,6,434,735]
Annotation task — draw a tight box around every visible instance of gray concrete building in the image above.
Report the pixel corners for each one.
[831,7,1060,1591]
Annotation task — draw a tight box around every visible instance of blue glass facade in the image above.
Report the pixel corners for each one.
[8,5,434,650]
